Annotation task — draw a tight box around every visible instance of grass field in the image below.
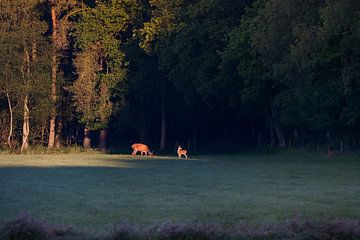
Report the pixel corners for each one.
[0,151,359,230]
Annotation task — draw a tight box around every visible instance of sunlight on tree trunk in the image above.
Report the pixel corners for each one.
[83,127,91,148]
[21,95,30,152]
[48,2,57,148]
[55,120,62,148]
[21,48,30,152]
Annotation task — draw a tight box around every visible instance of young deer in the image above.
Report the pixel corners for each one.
[177,146,188,159]
[131,143,153,156]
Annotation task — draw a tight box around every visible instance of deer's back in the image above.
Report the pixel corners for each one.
[132,143,150,151]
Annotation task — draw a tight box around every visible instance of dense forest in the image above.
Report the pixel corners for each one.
[0,0,359,153]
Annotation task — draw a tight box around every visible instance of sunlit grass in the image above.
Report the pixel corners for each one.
[0,154,143,168]
[0,151,359,230]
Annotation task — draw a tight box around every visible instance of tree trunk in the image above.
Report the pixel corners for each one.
[21,95,30,152]
[269,98,286,148]
[21,48,31,153]
[99,129,107,150]
[41,124,46,145]
[83,127,91,148]
[293,130,299,148]
[160,79,166,151]
[55,120,62,148]
[6,92,13,149]
[48,2,57,148]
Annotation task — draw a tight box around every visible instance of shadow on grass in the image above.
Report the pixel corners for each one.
[1,153,359,233]
[0,158,215,229]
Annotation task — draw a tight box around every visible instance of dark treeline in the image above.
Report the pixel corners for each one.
[0,0,359,153]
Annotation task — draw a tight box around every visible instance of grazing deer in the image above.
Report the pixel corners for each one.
[177,146,188,159]
[131,143,153,156]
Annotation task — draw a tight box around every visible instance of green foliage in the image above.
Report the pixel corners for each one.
[0,0,52,145]
[136,0,183,52]
[1,0,360,149]
[71,0,134,130]
[319,0,360,126]
[220,0,360,139]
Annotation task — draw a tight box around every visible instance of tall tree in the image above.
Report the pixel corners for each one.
[142,0,252,148]
[72,0,134,148]
[136,0,183,151]
[221,0,323,147]
[48,0,82,148]
[0,0,51,151]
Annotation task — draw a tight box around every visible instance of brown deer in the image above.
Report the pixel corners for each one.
[177,146,188,159]
[131,143,153,156]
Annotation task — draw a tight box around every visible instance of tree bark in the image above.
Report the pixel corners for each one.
[55,120,62,148]
[48,2,57,148]
[293,130,299,148]
[99,129,107,150]
[21,48,31,152]
[83,127,91,148]
[269,98,286,148]
[21,95,30,152]
[6,92,13,149]
[160,79,166,151]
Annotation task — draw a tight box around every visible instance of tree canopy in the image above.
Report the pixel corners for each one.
[0,0,359,152]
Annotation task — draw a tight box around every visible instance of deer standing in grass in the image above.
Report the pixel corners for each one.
[177,146,188,159]
[131,143,153,156]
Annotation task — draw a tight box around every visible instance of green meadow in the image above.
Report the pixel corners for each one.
[0,152,359,230]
